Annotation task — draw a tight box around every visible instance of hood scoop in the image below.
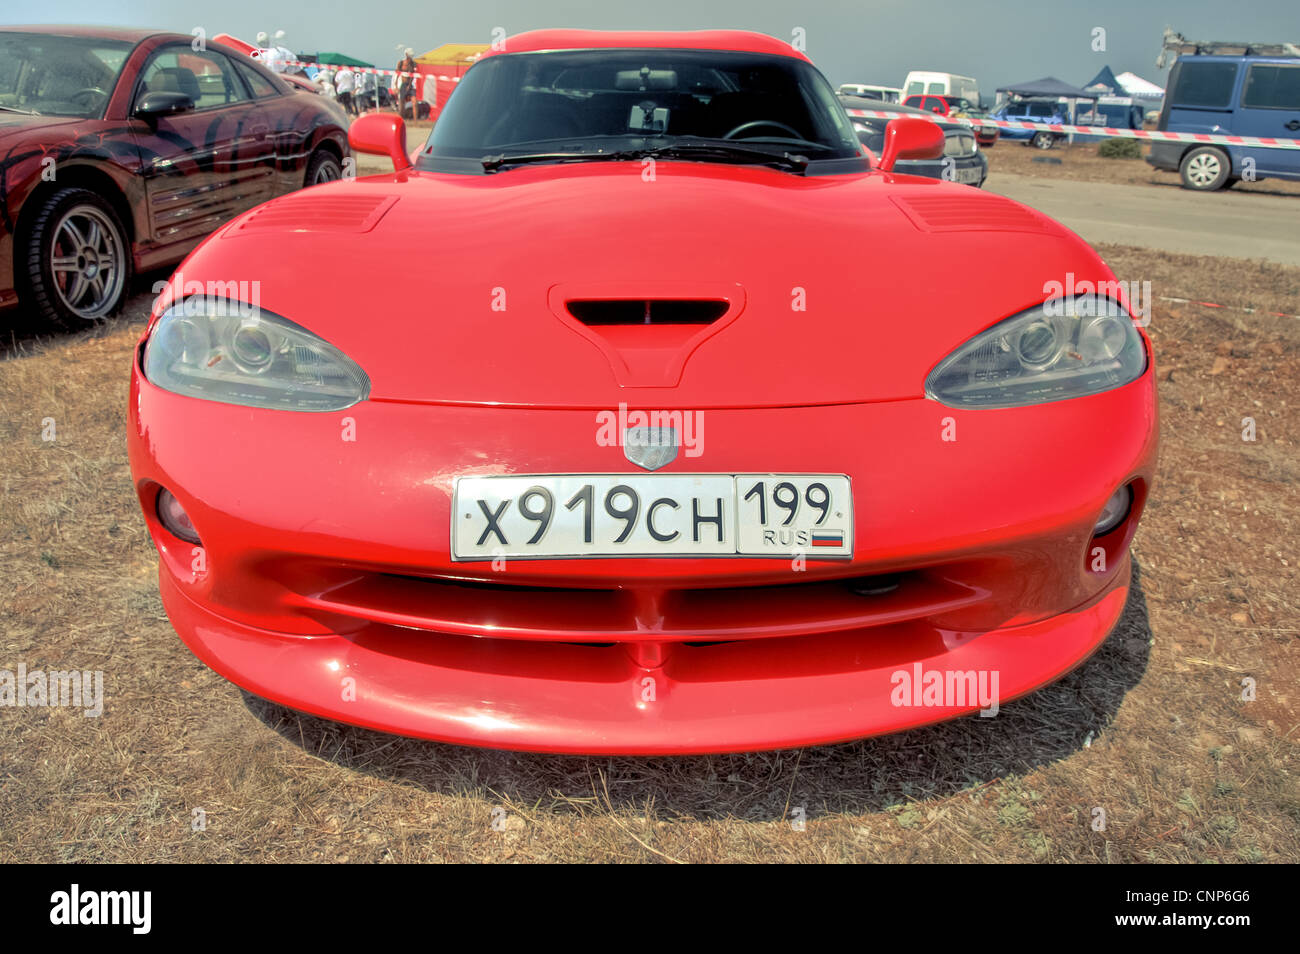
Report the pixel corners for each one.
[567,299,728,326]
[550,283,744,388]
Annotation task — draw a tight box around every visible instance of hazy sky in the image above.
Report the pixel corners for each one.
[12,0,1300,94]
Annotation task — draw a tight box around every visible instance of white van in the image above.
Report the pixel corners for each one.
[902,71,980,106]
[837,83,902,103]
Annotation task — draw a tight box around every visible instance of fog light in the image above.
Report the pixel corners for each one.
[157,488,201,544]
[1093,485,1132,536]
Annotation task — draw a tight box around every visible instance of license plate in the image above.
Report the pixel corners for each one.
[956,165,982,184]
[452,474,853,560]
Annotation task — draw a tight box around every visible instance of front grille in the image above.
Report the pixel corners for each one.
[943,132,977,158]
[289,569,984,643]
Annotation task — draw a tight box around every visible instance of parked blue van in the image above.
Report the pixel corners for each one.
[1147,54,1300,190]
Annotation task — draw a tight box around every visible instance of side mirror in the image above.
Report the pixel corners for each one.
[134,90,194,119]
[877,117,945,171]
[348,112,411,172]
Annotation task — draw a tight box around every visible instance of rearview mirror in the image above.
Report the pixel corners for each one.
[134,90,194,119]
[348,112,411,172]
[876,117,945,171]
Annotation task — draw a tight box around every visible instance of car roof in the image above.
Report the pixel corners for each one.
[1177,53,1298,63]
[483,29,811,63]
[838,96,931,116]
[0,24,166,43]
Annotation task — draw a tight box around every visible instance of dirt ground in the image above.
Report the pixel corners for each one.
[0,244,1295,863]
[984,139,1300,196]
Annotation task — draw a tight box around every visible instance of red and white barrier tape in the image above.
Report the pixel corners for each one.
[1159,296,1300,320]
[844,108,1300,151]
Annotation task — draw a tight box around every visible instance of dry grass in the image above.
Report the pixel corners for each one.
[986,139,1300,196]
[0,247,1295,862]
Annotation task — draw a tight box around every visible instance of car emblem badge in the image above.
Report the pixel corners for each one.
[624,427,678,471]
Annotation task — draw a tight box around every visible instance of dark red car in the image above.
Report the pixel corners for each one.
[903,94,999,146]
[0,25,349,327]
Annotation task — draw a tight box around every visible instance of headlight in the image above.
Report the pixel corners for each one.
[925,295,1145,408]
[143,297,369,411]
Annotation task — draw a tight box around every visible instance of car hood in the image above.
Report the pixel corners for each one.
[0,112,81,141]
[178,161,1113,409]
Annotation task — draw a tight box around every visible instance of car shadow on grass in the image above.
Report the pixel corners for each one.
[0,281,162,361]
[242,561,1153,822]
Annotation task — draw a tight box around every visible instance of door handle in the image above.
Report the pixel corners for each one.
[1285,120,1300,131]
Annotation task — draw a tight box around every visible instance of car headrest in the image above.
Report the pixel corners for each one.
[156,67,201,102]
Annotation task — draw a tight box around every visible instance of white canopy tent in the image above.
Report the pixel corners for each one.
[1113,71,1165,100]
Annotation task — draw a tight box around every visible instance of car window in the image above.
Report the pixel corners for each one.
[426,48,862,164]
[1242,64,1300,109]
[851,119,886,154]
[1169,61,1238,108]
[926,82,944,94]
[0,31,133,117]
[235,60,280,98]
[904,81,924,97]
[136,47,249,111]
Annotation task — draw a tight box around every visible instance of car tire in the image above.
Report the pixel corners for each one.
[304,148,343,187]
[1031,131,1055,150]
[1180,146,1231,191]
[21,187,131,329]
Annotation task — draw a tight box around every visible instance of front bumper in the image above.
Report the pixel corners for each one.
[128,351,1157,753]
[158,557,1132,754]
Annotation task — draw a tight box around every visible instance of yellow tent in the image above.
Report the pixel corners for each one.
[415,43,489,68]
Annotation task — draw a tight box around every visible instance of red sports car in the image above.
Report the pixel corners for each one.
[0,25,348,327]
[128,30,1157,754]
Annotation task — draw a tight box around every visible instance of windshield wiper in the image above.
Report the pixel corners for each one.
[0,105,39,116]
[482,142,810,174]
[482,151,630,172]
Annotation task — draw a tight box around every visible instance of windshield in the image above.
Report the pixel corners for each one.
[0,32,133,118]
[421,48,862,172]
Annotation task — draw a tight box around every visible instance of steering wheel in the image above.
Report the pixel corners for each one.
[723,119,802,140]
[69,87,107,109]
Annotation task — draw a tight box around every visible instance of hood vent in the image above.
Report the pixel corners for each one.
[549,282,745,388]
[233,194,398,234]
[892,194,1048,233]
[566,299,728,326]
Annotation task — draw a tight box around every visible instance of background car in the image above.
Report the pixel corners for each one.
[901,70,980,106]
[989,97,1068,149]
[841,96,987,186]
[838,83,901,103]
[902,94,999,145]
[1146,52,1300,190]
[0,26,349,327]
[954,104,1000,146]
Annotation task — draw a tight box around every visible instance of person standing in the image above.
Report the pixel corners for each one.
[335,66,356,115]
[396,47,417,118]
